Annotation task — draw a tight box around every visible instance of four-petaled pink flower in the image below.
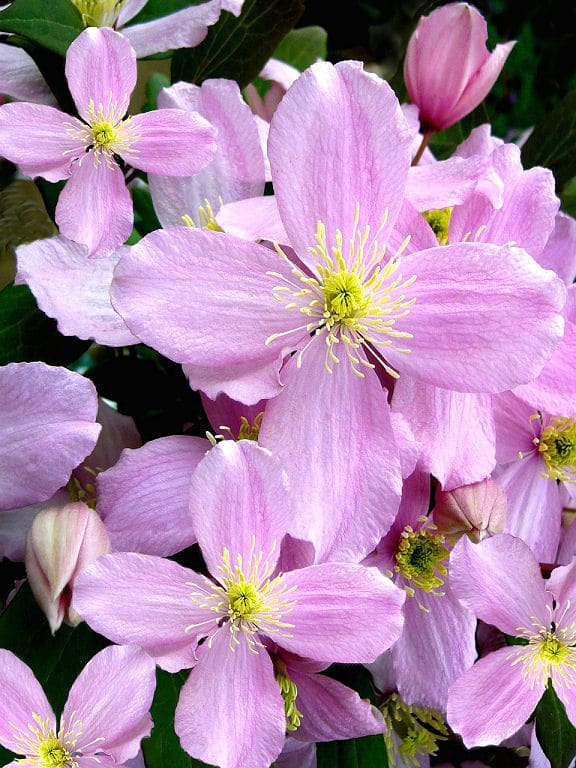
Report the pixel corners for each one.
[0,26,216,255]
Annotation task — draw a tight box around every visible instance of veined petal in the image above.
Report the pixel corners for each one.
[0,43,56,105]
[447,647,543,747]
[98,435,207,556]
[389,242,565,393]
[216,196,289,244]
[182,355,284,405]
[259,346,402,563]
[65,27,136,121]
[0,363,100,510]
[15,236,138,346]
[268,59,413,271]
[63,645,156,763]
[72,552,208,672]
[280,563,405,663]
[190,440,290,576]
[0,102,79,177]
[55,155,133,256]
[0,650,55,754]
[449,534,550,635]
[175,630,286,768]
[126,109,216,175]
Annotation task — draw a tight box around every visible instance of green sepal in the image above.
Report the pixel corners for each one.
[0,282,90,366]
[0,0,84,56]
[534,680,576,768]
[171,0,305,88]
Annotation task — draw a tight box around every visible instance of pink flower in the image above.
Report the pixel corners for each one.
[447,533,576,747]
[0,644,156,766]
[404,2,515,132]
[0,27,216,255]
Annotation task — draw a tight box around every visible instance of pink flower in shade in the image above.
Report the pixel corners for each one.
[447,533,576,747]
[72,440,406,768]
[0,27,216,256]
[404,2,516,132]
[0,644,156,767]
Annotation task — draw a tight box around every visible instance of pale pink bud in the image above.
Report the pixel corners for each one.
[432,478,506,542]
[24,501,110,634]
[404,2,516,132]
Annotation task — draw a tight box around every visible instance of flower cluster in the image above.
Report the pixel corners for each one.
[0,2,575,768]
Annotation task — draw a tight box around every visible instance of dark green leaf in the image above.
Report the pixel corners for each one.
[0,0,84,56]
[521,91,576,193]
[132,180,162,235]
[141,71,171,112]
[0,282,90,366]
[273,25,327,72]
[142,668,215,768]
[171,0,305,88]
[316,733,389,768]
[129,0,210,25]
[535,681,576,768]
[0,581,109,765]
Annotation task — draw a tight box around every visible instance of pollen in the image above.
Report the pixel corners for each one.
[537,417,576,483]
[274,658,303,731]
[71,0,125,27]
[509,609,576,689]
[395,519,449,604]
[8,712,87,768]
[381,692,448,768]
[422,207,452,246]
[265,202,416,379]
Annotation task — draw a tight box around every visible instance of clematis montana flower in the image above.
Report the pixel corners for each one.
[0,644,156,767]
[447,533,576,747]
[73,440,406,768]
[0,27,216,255]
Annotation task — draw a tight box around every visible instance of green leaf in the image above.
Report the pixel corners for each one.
[521,91,576,193]
[129,0,210,25]
[141,71,171,112]
[0,0,84,56]
[142,668,215,768]
[535,681,576,768]
[316,734,389,768]
[0,581,109,765]
[171,0,305,88]
[273,25,327,71]
[0,282,90,366]
[132,180,162,235]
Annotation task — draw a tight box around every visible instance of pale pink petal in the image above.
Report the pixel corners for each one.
[97,435,207,556]
[491,390,536,464]
[56,156,133,256]
[0,102,79,177]
[149,79,265,228]
[389,242,565,392]
[449,534,550,634]
[15,237,138,346]
[0,363,100,510]
[65,27,136,120]
[406,155,490,212]
[259,346,402,563]
[121,1,221,57]
[288,665,385,742]
[545,558,576,623]
[175,630,286,768]
[0,650,55,753]
[537,211,576,285]
[200,392,267,437]
[190,440,290,575]
[391,581,478,713]
[72,552,206,671]
[0,43,56,105]
[392,378,495,490]
[126,109,216,175]
[216,196,289,243]
[268,60,413,271]
[63,645,155,762]
[280,563,405,663]
[274,738,316,768]
[447,647,543,747]
[116,0,148,25]
[0,503,44,561]
[552,661,576,730]
[110,228,299,398]
[182,356,284,405]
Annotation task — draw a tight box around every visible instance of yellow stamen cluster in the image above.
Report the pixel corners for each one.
[67,466,99,510]
[71,0,125,27]
[186,537,297,652]
[394,518,449,607]
[422,207,453,246]
[9,712,83,768]
[537,417,576,483]
[265,203,416,378]
[206,412,265,446]
[182,199,223,231]
[381,692,448,768]
[509,608,576,689]
[274,658,303,731]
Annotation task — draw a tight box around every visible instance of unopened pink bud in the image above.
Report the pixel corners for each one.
[432,478,506,542]
[404,3,516,132]
[24,501,110,634]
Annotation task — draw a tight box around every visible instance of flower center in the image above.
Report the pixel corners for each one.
[266,203,416,379]
[381,693,448,768]
[394,519,449,603]
[65,97,139,168]
[71,0,124,26]
[274,658,303,732]
[9,713,86,768]
[509,610,576,689]
[537,417,576,483]
[38,738,73,767]
[422,207,452,246]
[186,537,297,651]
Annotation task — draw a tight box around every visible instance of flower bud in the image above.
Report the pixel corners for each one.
[24,501,110,634]
[404,3,515,132]
[432,478,506,542]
